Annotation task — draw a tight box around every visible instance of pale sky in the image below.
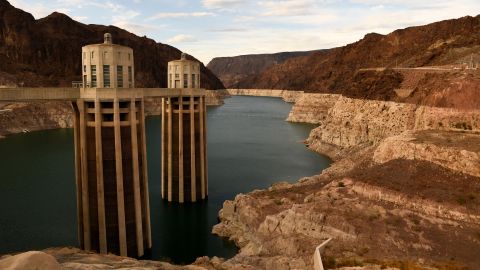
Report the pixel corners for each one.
[7,0,480,64]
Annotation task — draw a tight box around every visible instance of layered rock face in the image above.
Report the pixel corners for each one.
[374,130,480,177]
[0,0,224,90]
[297,94,480,156]
[286,94,340,124]
[213,157,480,269]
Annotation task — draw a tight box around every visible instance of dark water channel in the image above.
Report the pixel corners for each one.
[0,96,331,264]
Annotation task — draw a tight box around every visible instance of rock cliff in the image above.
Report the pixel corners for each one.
[0,0,224,90]
[292,94,480,158]
[207,51,319,88]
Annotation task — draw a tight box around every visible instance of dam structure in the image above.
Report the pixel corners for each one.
[0,34,208,258]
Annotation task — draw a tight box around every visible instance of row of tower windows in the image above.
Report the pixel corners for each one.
[84,65,132,88]
[169,65,198,72]
[169,74,199,88]
[83,51,131,61]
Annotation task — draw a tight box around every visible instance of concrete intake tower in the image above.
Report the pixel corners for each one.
[163,53,208,203]
[74,33,151,257]
[0,33,209,258]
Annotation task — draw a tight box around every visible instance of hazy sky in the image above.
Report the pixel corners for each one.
[8,0,480,64]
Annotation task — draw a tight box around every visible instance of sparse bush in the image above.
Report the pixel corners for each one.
[456,196,467,205]
[337,181,345,188]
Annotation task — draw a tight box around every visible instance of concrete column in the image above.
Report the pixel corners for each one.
[95,99,108,254]
[130,99,144,257]
[78,99,91,250]
[199,96,206,199]
[190,96,196,202]
[140,99,152,248]
[178,97,184,203]
[167,98,173,201]
[113,99,127,256]
[161,98,165,199]
[203,96,208,196]
[72,102,84,248]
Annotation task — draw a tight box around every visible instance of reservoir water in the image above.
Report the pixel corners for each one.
[0,96,331,263]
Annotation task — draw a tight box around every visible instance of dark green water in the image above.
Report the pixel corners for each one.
[0,96,330,263]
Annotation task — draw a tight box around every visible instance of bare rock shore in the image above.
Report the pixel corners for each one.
[211,91,480,269]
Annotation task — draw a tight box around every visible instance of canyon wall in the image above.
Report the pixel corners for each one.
[207,51,318,88]
[288,94,480,156]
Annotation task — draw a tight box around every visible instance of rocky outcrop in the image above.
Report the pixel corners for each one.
[0,0,225,90]
[0,251,62,270]
[301,95,480,156]
[207,51,318,88]
[0,102,73,137]
[286,94,340,124]
[374,130,480,177]
[213,155,480,269]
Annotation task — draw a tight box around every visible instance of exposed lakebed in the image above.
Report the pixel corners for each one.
[0,96,331,264]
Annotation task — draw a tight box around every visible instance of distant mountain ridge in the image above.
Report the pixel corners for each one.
[207,50,320,88]
[0,0,225,89]
[210,15,480,108]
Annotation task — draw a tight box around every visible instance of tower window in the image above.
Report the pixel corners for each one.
[83,65,86,73]
[183,74,188,88]
[91,65,97,87]
[91,51,94,59]
[192,74,196,88]
[103,65,110,87]
[117,65,123,88]
[128,66,132,87]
